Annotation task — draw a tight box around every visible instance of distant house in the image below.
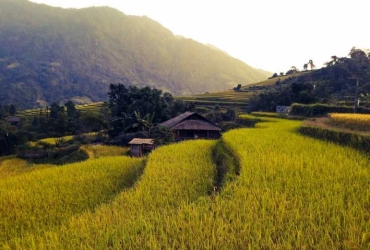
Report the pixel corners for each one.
[159,112,222,141]
[5,116,21,126]
[128,138,154,157]
[276,106,291,114]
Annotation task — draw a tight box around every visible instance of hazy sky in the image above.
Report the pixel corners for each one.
[30,0,369,74]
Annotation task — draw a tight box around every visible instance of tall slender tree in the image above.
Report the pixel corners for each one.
[308,59,315,70]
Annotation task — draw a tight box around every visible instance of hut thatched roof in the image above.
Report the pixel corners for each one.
[172,120,222,131]
[128,138,154,145]
[159,111,195,128]
[159,112,222,131]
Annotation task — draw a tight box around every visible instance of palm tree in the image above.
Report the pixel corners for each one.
[325,56,338,67]
[308,59,315,70]
[133,111,155,133]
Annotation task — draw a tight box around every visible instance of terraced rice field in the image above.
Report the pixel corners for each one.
[16,102,105,120]
[0,157,55,179]
[0,155,144,244]
[178,90,253,112]
[1,117,369,249]
[177,72,307,111]
[328,113,370,131]
[3,140,216,248]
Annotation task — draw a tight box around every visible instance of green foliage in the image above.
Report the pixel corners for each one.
[290,103,370,117]
[150,126,174,146]
[251,111,281,117]
[20,101,108,148]
[247,82,317,112]
[0,104,16,119]
[0,0,269,108]
[0,121,32,156]
[220,121,244,131]
[247,47,370,113]
[233,83,242,92]
[212,139,240,190]
[108,84,194,136]
[221,113,265,130]
[298,125,370,152]
[16,141,88,165]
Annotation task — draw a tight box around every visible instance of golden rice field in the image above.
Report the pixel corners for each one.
[1,118,370,249]
[81,145,130,159]
[251,111,281,117]
[39,135,74,145]
[0,157,55,179]
[3,140,216,249]
[328,113,370,131]
[0,156,144,243]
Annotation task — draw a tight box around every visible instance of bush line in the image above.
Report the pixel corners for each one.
[212,139,240,191]
[298,125,370,152]
[290,103,370,117]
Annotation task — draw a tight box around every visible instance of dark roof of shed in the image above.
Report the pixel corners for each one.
[172,120,222,131]
[159,111,222,131]
[159,111,195,128]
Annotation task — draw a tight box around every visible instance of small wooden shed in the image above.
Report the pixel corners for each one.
[128,138,154,157]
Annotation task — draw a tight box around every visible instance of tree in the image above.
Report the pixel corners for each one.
[65,101,79,119]
[150,126,174,146]
[64,101,80,134]
[48,102,67,146]
[223,109,236,122]
[9,105,16,116]
[286,66,299,75]
[132,111,155,133]
[325,55,339,67]
[308,59,315,70]
[49,102,64,119]
[108,83,193,136]
[275,78,281,86]
[0,121,30,156]
[233,84,242,92]
[349,47,367,59]
[214,104,221,112]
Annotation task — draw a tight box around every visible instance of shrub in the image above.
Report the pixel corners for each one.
[298,125,370,152]
[290,103,370,117]
[212,140,240,190]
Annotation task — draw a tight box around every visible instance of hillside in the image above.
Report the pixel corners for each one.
[0,0,270,108]
[178,72,307,112]
[181,47,370,113]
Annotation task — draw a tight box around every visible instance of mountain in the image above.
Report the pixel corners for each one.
[0,0,270,108]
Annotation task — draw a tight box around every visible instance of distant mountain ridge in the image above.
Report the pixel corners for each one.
[0,0,270,108]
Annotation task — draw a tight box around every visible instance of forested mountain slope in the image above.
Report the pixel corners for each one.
[0,0,270,108]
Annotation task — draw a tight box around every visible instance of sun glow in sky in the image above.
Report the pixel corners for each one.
[30,0,370,74]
